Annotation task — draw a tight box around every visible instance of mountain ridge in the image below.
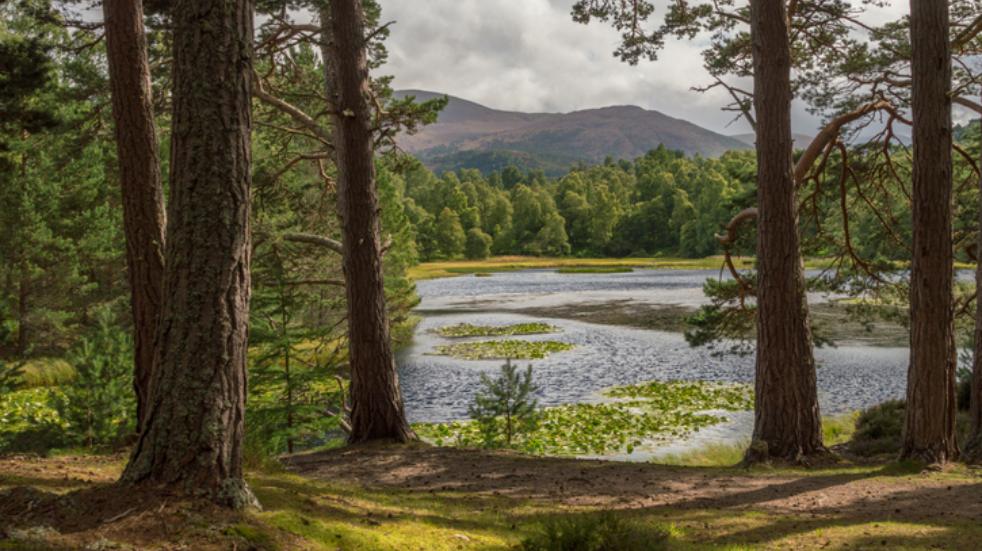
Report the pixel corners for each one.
[394,90,751,175]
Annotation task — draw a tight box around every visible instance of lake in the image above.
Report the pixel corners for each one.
[396,268,910,453]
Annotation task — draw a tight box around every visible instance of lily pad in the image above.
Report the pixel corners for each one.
[429,339,574,360]
[433,322,559,338]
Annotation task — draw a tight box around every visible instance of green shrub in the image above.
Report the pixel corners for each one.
[469,360,540,447]
[52,309,136,449]
[848,400,905,457]
[520,512,668,551]
[465,227,493,259]
[0,360,23,393]
[0,387,67,453]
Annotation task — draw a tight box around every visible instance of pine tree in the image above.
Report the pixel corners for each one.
[102,0,167,432]
[902,0,957,464]
[469,360,540,447]
[121,0,257,508]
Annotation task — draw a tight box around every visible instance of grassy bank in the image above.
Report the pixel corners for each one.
[409,255,976,281]
[409,255,755,280]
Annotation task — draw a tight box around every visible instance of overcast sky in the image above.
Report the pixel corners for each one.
[376,0,909,136]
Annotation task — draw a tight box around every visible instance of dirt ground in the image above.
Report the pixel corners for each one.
[286,443,982,524]
[3,446,982,550]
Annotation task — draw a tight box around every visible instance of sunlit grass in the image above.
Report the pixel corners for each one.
[654,413,859,468]
[19,358,75,388]
[3,452,981,550]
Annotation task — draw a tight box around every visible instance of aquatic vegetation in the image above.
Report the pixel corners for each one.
[430,339,574,360]
[433,322,559,338]
[604,380,754,411]
[415,380,753,456]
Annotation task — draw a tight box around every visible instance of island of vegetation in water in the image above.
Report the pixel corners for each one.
[433,322,560,338]
[556,266,635,274]
[429,339,575,360]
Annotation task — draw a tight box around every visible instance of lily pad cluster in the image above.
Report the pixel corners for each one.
[430,339,574,360]
[433,322,559,338]
[414,380,753,456]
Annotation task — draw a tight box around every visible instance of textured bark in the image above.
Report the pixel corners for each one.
[902,0,957,464]
[966,101,982,462]
[322,0,415,443]
[102,0,166,433]
[745,0,824,463]
[120,0,258,508]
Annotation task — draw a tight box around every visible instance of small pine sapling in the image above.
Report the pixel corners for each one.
[468,359,540,447]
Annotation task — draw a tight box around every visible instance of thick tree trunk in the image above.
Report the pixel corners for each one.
[965,109,982,462]
[102,0,166,433]
[903,0,957,464]
[120,0,258,508]
[321,0,415,443]
[745,0,824,463]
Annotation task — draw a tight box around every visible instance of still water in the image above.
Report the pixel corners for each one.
[397,269,909,427]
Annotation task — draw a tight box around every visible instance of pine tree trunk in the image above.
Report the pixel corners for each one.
[321,0,415,443]
[745,0,825,463]
[102,0,166,434]
[903,0,957,464]
[965,108,982,462]
[120,0,258,508]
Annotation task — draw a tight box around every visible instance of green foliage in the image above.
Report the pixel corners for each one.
[464,227,492,260]
[433,322,558,338]
[0,360,23,393]
[848,400,905,457]
[0,4,125,358]
[0,386,66,453]
[52,310,135,449]
[405,147,755,261]
[468,360,540,446]
[520,512,669,551]
[430,339,574,360]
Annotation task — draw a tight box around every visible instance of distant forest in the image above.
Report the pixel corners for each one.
[404,124,981,262]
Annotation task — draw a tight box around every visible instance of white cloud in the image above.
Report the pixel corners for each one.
[377,0,909,135]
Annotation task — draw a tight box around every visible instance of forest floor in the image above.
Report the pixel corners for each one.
[2,444,981,550]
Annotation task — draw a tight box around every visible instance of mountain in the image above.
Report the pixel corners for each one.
[395,90,751,176]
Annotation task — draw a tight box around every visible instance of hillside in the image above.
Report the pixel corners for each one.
[395,90,751,175]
